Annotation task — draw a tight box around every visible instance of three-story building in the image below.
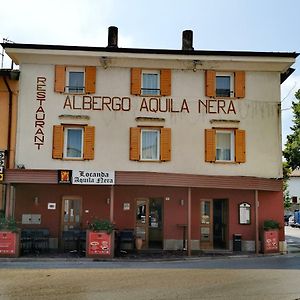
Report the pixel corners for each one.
[1,27,297,254]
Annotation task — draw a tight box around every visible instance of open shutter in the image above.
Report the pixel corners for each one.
[130,127,141,160]
[205,70,216,97]
[160,69,171,96]
[205,129,216,162]
[160,128,171,161]
[83,126,95,160]
[54,65,66,93]
[52,125,64,159]
[85,66,96,94]
[234,71,245,98]
[235,130,246,163]
[131,68,141,95]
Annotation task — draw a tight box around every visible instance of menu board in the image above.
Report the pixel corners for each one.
[0,232,17,255]
[87,231,112,257]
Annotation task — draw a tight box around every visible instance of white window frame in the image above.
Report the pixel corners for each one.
[66,67,85,94]
[141,70,160,96]
[140,129,160,161]
[63,127,84,159]
[216,130,235,162]
[216,72,234,98]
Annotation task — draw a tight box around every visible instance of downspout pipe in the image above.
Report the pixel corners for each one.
[3,75,12,168]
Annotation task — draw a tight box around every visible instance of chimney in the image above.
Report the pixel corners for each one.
[107,26,118,48]
[182,30,194,51]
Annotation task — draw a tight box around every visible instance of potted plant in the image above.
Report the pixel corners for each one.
[263,219,281,231]
[86,219,115,258]
[261,219,280,253]
[0,212,20,257]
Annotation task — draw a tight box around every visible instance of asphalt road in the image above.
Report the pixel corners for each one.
[0,226,300,299]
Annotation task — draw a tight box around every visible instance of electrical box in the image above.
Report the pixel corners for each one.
[21,214,41,225]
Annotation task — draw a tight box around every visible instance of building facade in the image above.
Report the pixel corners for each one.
[0,69,19,215]
[288,168,300,205]
[1,27,297,254]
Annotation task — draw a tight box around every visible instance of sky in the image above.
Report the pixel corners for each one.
[1,0,299,146]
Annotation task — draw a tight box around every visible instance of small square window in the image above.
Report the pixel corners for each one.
[64,128,83,159]
[216,73,234,97]
[141,129,160,160]
[216,130,234,161]
[66,68,85,93]
[141,71,160,95]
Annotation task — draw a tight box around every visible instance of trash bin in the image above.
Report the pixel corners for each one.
[233,234,242,252]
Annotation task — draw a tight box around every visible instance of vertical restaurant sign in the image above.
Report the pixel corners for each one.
[34,76,47,150]
[0,151,5,182]
[72,170,115,185]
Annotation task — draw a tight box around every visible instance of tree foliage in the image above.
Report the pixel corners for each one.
[283,89,300,170]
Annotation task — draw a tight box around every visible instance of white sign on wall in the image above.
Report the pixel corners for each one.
[72,170,115,185]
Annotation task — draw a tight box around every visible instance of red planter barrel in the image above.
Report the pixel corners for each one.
[262,229,279,253]
[86,230,114,258]
[0,231,20,257]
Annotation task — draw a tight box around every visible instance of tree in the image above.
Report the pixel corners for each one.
[283,89,300,170]
[282,162,292,209]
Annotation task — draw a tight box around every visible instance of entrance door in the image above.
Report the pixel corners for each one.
[213,199,228,249]
[200,199,213,249]
[200,199,228,250]
[135,198,163,249]
[61,197,82,231]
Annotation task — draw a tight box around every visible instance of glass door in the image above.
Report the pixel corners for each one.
[200,199,213,249]
[62,197,82,231]
[135,199,149,249]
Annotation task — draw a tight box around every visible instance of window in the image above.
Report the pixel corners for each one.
[205,128,246,163]
[216,130,234,161]
[52,125,95,160]
[141,71,160,95]
[67,68,85,93]
[205,70,245,98]
[141,129,160,160]
[54,65,96,94]
[130,127,171,162]
[216,73,234,97]
[131,68,171,96]
[64,128,83,159]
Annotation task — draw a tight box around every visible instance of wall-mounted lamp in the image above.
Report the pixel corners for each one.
[99,56,109,69]
[165,197,170,201]
[106,198,110,205]
[180,199,185,206]
[34,196,39,206]
[192,60,201,72]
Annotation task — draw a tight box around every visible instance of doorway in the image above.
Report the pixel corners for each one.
[61,197,82,231]
[135,198,163,249]
[199,199,228,250]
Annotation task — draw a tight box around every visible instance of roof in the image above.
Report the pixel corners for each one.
[1,42,298,58]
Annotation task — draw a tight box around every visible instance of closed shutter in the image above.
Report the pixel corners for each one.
[83,126,95,160]
[205,70,216,97]
[160,69,171,96]
[205,129,216,162]
[54,65,66,93]
[160,128,171,161]
[131,68,141,95]
[235,129,246,163]
[52,125,64,159]
[234,71,245,98]
[130,127,141,160]
[85,66,96,94]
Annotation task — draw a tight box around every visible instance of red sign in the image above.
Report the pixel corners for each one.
[263,230,279,253]
[0,232,17,255]
[87,231,111,256]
